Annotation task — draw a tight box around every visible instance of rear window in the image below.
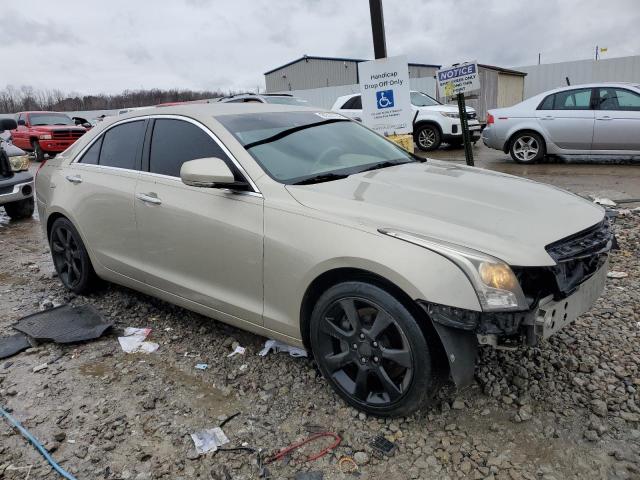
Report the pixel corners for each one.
[78,137,102,164]
[99,120,145,170]
[341,96,362,109]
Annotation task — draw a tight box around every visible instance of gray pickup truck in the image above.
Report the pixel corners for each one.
[1,118,34,220]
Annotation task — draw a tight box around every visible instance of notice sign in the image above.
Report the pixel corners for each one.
[358,55,412,135]
[437,62,480,97]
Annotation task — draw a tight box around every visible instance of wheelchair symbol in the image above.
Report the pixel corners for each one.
[376,89,394,109]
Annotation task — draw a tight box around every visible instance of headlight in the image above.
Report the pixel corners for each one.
[440,112,460,119]
[378,228,527,311]
[9,155,30,172]
[39,134,52,140]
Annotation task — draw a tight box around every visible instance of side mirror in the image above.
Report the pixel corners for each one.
[1,119,18,131]
[180,157,236,188]
[16,119,26,127]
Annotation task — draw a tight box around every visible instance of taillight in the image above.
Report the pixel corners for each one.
[487,113,494,125]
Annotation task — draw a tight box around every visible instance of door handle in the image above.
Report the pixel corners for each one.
[65,175,82,184]
[136,192,162,205]
[541,116,555,120]
[596,116,612,121]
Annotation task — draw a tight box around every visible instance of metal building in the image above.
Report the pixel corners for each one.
[264,55,440,92]
[516,55,640,98]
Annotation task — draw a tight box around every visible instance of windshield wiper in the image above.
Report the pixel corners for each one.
[291,172,350,185]
[244,118,348,150]
[356,160,407,173]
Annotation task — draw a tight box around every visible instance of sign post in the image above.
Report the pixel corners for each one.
[358,55,413,151]
[436,62,480,166]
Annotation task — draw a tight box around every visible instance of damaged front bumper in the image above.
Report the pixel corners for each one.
[417,258,609,389]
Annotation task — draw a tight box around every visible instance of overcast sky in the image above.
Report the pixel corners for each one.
[1,0,638,95]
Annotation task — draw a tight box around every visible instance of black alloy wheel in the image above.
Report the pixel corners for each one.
[49,218,96,293]
[311,282,433,417]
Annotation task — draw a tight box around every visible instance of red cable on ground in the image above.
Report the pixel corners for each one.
[265,432,342,464]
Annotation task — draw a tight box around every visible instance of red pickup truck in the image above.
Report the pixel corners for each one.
[12,111,86,161]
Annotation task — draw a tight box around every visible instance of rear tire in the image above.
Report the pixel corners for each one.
[49,217,97,294]
[310,281,433,417]
[415,124,441,151]
[509,132,545,163]
[4,197,34,220]
[31,140,44,162]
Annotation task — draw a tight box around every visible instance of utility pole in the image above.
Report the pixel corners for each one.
[538,53,541,65]
[369,0,387,59]
[595,45,599,61]
[457,93,474,166]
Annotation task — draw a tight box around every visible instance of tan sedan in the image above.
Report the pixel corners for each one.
[36,104,612,416]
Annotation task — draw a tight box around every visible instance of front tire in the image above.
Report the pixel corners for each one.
[310,281,433,417]
[509,132,545,163]
[31,140,45,162]
[415,124,441,151]
[4,197,34,220]
[49,217,97,294]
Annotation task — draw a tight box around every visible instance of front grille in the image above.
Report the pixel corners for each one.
[546,220,612,262]
[52,129,85,139]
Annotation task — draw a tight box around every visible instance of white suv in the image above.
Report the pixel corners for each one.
[332,91,481,151]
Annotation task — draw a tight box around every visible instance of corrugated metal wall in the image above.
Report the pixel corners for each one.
[265,59,359,92]
[409,65,438,79]
[274,77,437,109]
[517,55,640,98]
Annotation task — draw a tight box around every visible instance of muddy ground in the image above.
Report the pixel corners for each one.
[1,157,639,480]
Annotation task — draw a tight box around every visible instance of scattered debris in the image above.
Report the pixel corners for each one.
[338,456,358,473]
[592,197,617,207]
[32,363,48,373]
[266,432,341,464]
[118,327,159,354]
[258,339,307,358]
[14,304,112,343]
[607,271,629,279]
[227,345,246,357]
[370,434,397,456]
[190,427,229,455]
[195,363,209,370]
[0,333,31,360]
[294,472,323,480]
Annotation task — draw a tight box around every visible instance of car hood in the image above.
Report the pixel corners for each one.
[29,125,85,132]
[285,161,604,266]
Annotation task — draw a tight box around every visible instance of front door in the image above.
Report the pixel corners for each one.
[134,117,264,324]
[592,86,640,152]
[535,87,595,151]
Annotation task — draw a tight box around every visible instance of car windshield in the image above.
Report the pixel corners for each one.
[29,113,74,126]
[263,97,310,106]
[410,91,441,107]
[217,111,417,184]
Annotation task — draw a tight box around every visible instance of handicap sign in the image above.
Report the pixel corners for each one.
[376,89,394,109]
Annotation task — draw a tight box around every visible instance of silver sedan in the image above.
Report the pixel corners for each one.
[482,82,640,163]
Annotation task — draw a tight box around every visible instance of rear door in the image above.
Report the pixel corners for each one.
[592,86,640,152]
[63,119,147,279]
[535,88,595,151]
[134,117,264,324]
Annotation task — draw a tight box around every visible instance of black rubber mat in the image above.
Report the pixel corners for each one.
[14,304,113,344]
[0,333,31,359]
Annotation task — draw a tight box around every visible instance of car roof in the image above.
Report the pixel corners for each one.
[106,102,320,124]
[538,82,640,96]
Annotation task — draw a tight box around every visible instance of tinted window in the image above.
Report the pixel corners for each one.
[149,119,234,178]
[598,88,640,111]
[538,94,555,110]
[79,137,102,164]
[99,120,145,170]
[341,96,362,109]
[553,89,592,110]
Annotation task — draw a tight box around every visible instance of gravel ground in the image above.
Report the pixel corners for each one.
[0,206,639,480]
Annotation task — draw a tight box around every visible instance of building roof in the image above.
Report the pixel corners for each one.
[478,64,527,76]
[264,55,441,75]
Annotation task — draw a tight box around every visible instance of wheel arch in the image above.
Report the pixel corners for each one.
[413,120,443,138]
[503,127,547,154]
[299,267,449,380]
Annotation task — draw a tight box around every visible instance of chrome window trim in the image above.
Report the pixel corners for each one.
[72,114,262,195]
[137,170,263,199]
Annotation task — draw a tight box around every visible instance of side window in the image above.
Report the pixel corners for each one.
[552,89,592,110]
[148,119,237,178]
[341,96,362,109]
[599,88,640,111]
[78,137,102,164]
[99,120,145,170]
[538,94,555,110]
